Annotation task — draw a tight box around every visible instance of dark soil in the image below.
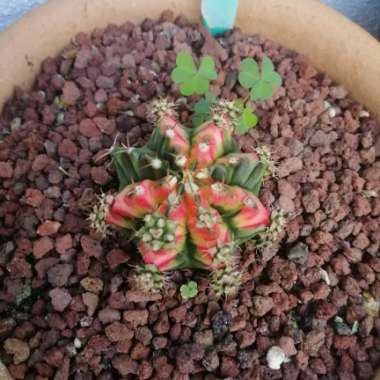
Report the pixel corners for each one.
[1,10,380,380]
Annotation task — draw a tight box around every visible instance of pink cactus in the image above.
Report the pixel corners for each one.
[100,99,280,294]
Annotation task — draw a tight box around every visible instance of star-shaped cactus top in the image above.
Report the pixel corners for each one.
[105,99,273,272]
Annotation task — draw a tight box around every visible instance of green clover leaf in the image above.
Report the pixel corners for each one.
[235,107,258,135]
[238,59,259,88]
[198,56,218,81]
[238,56,282,101]
[192,92,217,127]
[180,280,198,300]
[250,81,274,101]
[172,52,217,96]
[171,52,197,82]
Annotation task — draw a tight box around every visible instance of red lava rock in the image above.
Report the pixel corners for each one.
[47,263,73,287]
[304,330,325,357]
[96,75,114,89]
[79,118,101,138]
[24,188,44,207]
[105,321,133,342]
[55,234,73,254]
[353,233,370,249]
[112,355,138,376]
[152,336,168,349]
[278,195,295,214]
[193,329,214,346]
[37,220,61,236]
[331,255,351,276]
[302,190,320,213]
[7,256,32,278]
[315,301,338,320]
[310,130,338,147]
[343,247,363,263]
[279,336,297,356]
[353,196,372,217]
[80,235,102,257]
[49,288,72,312]
[236,330,256,349]
[76,253,90,275]
[126,290,162,303]
[90,166,111,185]
[169,305,187,323]
[0,161,14,178]
[116,339,133,354]
[106,248,129,269]
[252,296,274,317]
[87,334,111,353]
[334,335,357,350]
[54,356,70,380]
[278,157,303,178]
[138,361,154,379]
[35,257,59,279]
[74,47,92,69]
[8,363,27,379]
[295,350,309,370]
[123,310,149,327]
[93,116,116,135]
[33,237,54,259]
[154,313,170,335]
[98,307,121,324]
[220,356,239,378]
[130,342,151,360]
[61,81,81,106]
[58,139,78,159]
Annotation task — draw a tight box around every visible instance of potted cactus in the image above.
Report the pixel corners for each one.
[89,52,285,296]
[1,1,380,379]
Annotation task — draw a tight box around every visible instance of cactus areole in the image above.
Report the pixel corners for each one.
[105,99,274,273]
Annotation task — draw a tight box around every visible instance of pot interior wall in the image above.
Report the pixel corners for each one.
[0,0,380,123]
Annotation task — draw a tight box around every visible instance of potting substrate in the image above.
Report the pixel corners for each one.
[0,12,380,380]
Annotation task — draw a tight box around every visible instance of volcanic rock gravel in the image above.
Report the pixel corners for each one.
[0,10,380,380]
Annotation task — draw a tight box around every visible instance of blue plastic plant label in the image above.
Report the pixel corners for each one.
[201,0,239,36]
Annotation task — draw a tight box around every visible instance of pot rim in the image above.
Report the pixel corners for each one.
[0,0,379,121]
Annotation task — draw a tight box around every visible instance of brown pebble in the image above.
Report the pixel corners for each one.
[49,288,72,312]
[0,161,14,178]
[61,81,81,106]
[33,237,54,259]
[37,220,61,236]
[82,292,99,316]
[123,310,149,327]
[4,338,30,364]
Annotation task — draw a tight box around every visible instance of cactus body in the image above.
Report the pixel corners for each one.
[104,100,277,292]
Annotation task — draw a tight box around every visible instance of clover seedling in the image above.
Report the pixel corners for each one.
[172,52,217,96]
[192,92,217,126]
[180,281,198,301]
[239,56,282,101]
[233,99,258,134]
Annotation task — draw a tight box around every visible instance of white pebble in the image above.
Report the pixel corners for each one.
[328,107,337,118]
[266,346,290,370]
[320,268,331,285]
[74,338,82,349]
[359,110,370,118]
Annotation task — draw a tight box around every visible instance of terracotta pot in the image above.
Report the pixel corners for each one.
[0,1,379,379]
